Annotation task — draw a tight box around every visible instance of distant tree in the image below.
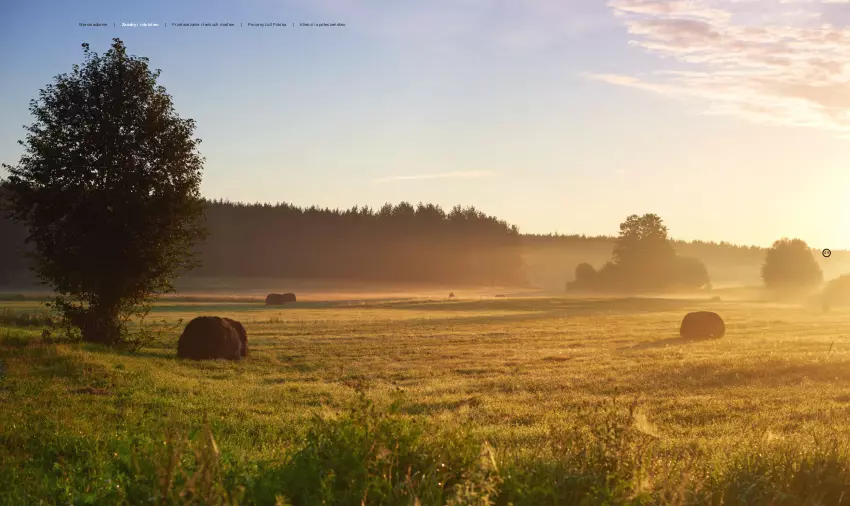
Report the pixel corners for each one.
[575,262,596,284]
[673,256,711,290]
[611,214,677,290]
[821,274,850,308]
[612,214,676,265]
[761,238,823,292]
[0,38,207,345]
[567,213,712,293]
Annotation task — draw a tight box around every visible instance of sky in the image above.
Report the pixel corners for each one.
[1,0,850,249]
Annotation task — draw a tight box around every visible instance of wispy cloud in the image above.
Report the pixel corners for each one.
[372,170,492,184]
[588,0,850,134]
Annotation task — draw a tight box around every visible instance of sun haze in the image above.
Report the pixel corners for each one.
[1,0,848,248]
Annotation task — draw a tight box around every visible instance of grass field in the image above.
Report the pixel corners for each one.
[3,295,850,505]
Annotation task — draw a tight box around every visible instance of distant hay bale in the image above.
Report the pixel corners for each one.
[710,296,721,302]
[177,316,243,361]
[495,294,506,298]
[282,292,296,303]
[679,311,725,339]
[265,293,286,305]
[222,317,248,358]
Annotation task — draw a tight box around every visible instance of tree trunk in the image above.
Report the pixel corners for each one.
[78,306,121,345]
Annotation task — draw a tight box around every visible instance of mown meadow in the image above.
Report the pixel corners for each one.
[3,295,850,505]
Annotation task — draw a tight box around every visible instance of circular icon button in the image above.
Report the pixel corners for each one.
[823,249,832,258]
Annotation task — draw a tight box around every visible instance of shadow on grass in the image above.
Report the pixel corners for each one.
[0,338,104,386]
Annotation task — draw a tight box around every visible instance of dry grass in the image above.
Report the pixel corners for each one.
[3,294,850,504]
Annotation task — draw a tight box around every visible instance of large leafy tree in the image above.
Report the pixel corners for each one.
[611,213,678,290]
[761,238,823,293]
[612,214,676,268]
[0,38,207,345]
[568,213,710,292]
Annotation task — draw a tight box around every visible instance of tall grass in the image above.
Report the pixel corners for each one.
[0,308,56,328]
[6,391,850,505]
[6,297,850,504]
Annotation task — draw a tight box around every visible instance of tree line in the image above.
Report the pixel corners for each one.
[0,197,528,286]
[2,198,838,288]
[524,233,769,265]
[194,199,526,284]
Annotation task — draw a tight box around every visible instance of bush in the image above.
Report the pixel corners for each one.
[821,275,850,307]
[256,393,493,505]
[575,263,596,284]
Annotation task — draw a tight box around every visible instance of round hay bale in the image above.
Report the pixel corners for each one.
[281,292,296,303]
[680,311,725,339]
[265,293,286,305]
[222,317,248,357]
[177,316,243,361]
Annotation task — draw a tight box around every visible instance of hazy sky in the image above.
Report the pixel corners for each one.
[2,0,850,249]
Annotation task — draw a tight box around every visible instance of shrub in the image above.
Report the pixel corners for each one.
[821,274,850,307]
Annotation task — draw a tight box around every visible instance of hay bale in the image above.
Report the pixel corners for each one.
[265,293,286,305]
[177,316,243,361]
[222,317,248,357]
[679,311,725,339]
[282,293,296,303]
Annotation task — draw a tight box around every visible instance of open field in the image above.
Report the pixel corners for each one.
[4,295,850,505]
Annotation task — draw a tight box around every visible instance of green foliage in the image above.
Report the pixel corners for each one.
[118,313,184,354]
[0,308,55,328]
[702,437,850,505]
[0,38,207,346]
[761,238,823,293]
[257,392,493,506]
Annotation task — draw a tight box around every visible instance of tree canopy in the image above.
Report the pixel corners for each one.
[0,38,207,345]
[761,238,823,293]
[194,200,526,285]
[567,214,710,293]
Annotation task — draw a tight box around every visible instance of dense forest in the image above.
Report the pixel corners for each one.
[0,199,527,286]
[2,198,846,289]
